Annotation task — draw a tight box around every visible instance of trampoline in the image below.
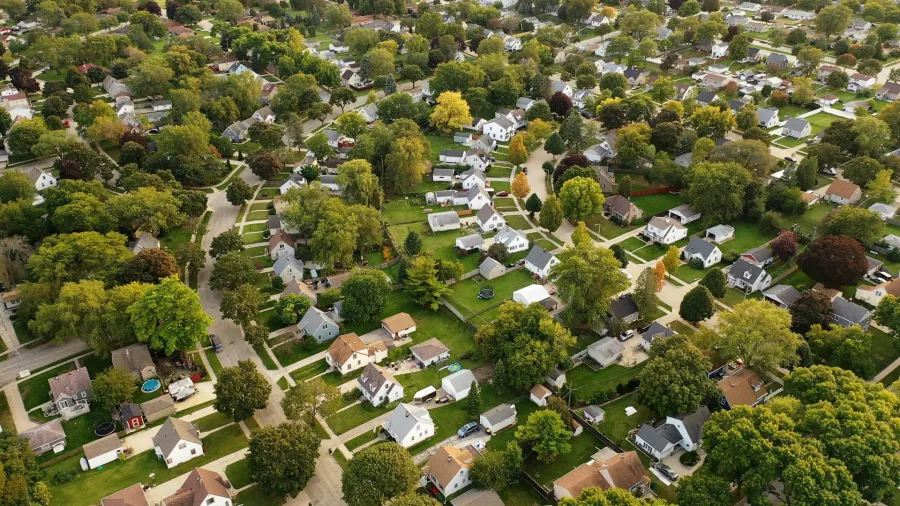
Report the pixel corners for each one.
[94,421,116,437]
[477,287,494,299]
[141,378,161,393]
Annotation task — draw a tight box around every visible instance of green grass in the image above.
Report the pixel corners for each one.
[444,269,535,321]
[503,214,532,230]
[289,359,330,382]
[487,165,513,178]
[776,268,817,292]
[326,402,396,435]
[242,232,266,244]
[55,407,119,454]
[717,221,779,257]
[490,181,511,193]
[277,377,290,390]
[204,349,224,379]
[241,223,268,234]
[382,198,431,224]
[493,197,516,209]
[345,430,379,451]
[670,320,696,336]
[80,353,113,378]
[630,193,686,217]
[869,328,900,379]
[673,263,715,283]
[524,430,610,487]
[225,458,253,489]
[247,210,271,221]
[584,214,637,239]
[593,394,655,443]
[195,411,233,432]
[249,202,272,212]
[160,224,195,254]
[425,134,462,161]
[46,424,248,506]
[235,484,286,506]
[388,222,483,273]
[272,339,330,367]
[566,363,646,404]
[776,202,835,236]
[19,362,76,410]
[253,344,279,370]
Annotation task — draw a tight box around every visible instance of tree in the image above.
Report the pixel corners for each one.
[226,178,254,206]
[336,112,368,140]
[539,194,564,232]
[274,294,313,326]
[544,132,565,159]
[404,230,422,256]
[559,109,587,150]
[550,241,630,326]
[795,47,824,77]
[560,488,672,505]
[615,123,654,169]
[649,76,676,103]
[174,241,206,280]
[508,136,529,168]
[516,409,571,462]
[386,494,441,506]
[689,105,736,139]
[678,472,737,506]
[342,268,391,322]
[843,156,882,188]
[248,422,320,497]
[221,284,262,326]
[248,152,284,181]
[465,380,481,417]
[853,116,891,157]
[342,443,420,506]
[405,256,451,310]
[0,171,36,203]
[710,139,777,179]
[129,276,212,355]
[771,231,798,262]
[399,65,425,87]
[816,5,852,38]
[796,156,818,191]
[7,118,48,155]
[699,269,726,298]
[640,335,717,415]
[329,86,356,114]
[210,229,244,258]
[430,91,472,133]
[686,162,751,226]
[611,244,629,269]
[337,159,381,206]
[711,299,801,374]
[632,267,659,317]
[210,252,257,292]
[806,324,874,377]
[680,286,716,323]
[511,173,531,200]
[0,236,32,286]
[788,289,834,335]
[822,207,885,248]
[470,443,523,492]
[729,34,751,61]
[798,235,868,289]
[549,91,573,118]
[525,194,542,217]
[281,377,340,424]
[662,245,680,277]
[559,177,604,222]
[123,248,179,284]
[214,359,271,422]
[92,367,136,412]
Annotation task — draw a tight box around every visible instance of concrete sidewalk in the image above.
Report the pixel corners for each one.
[2,383,35,432]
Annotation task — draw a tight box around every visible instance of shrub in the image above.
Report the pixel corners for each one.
[52,471,74,485]
[889,249,900,262]
[680,450,700,466]
[688,257,704,269]
[760,211,782,234]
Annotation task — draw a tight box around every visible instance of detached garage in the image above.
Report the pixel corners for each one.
[83,434,122,469]
[480,404,517,434]
[512,284,552,306]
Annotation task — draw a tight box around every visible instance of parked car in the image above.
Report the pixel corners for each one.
[617,330,634,342]
[457,421,478,438]
[654,462,678,481]
[820,167,837,175]
[63,120,70,127]
[496,191,509,197]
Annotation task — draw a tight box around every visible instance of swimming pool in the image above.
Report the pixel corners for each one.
[141,378,161,393]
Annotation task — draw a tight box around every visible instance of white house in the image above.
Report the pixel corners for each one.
[494,226,529,253]
[530,384,552,407]
[463,186,491,211]
[633,406,711,459]
[524,245,559,279]
[428,211,461,232]
[83,434,123,470]
[252,106,276,123]
[326,332,387,374]
[783,9,816,20]
[152,418,203,469]
[711,43,728,59]
[782,118,811,139]
[433,168,454,182]
[460,169,487,190]
[383,403,435,448]
[359,104,379,123]
[410,337,450,367]
[480,404,517,434]
[455,234,485,251]
[482,117,516,142]
[757,107,779,128]
[682,237,722,268]
[870,203,898,220]
[825,179,862,205]
[22,167,57,191]
[643,217,687,245]
[727,259,772,293]
[476,205,505,232]
[513,284,552,306]
[439,149,466,165]
[279,173,305,194]
[849,73,877,92]
[357,363,404,407]
[551,80,573,97]
[424,445,478,497]
[381,312,416,339]
[273,256,304,283]
[504,35,522,51]
[856,278,900,306]
[268,230,296,260]
[442,369,477,401]
[668,204,703,224]
[587,337,624,367]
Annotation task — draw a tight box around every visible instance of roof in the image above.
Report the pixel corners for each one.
[696,90,716,104]
[428,211,460,228]
[879,82,900,94]
[120,402,143,420]
[524,245,556,270]
[269,230,296,250]
[742,245,773,263]
[589,337,625,361]
[755,108,778,125]
[49,367,91,402]
[706,224,735,237]
[482,404,516,426]
[273,255,303,276]
[433,168,455,178]
[111,344,154,376]
[767,53,788,63]
[486,116,515,130]
[384,403,434,438]
[19,419,65,451]
[456,234,484,249]
[476,204,500,225]
[640,321,676,346]
[382,312,415,333]
[443,369,476,394]
[784,117,810,131]
[441,149,466,158]
[530,384,551,399]
[684,236,718,260]
[718,369,767,407]
[826,179,861,199]
[152,418,201,458]
[102,484,150,506]
[410,337,450,362]
[554,451,648,496]
[609,294,639,319]
[162,468,230,506]
[495,226,527,248]
[635,423,677,452]
[763,285,801,307]
[327,333,367,365]
[584,405,605,419]
[357,363,397,398]
[604,195,636,217]
[480,256,504,274]
[670,204,701,219]
[833,296,870,324]
[424,445,478,488]
[451,488,504,506]
[514,284,551,304]
[648,216,687,233]
[83,434,122,460]
[672,405,711,444]
[729,258,767,283]
[282,279,317,300]
[140,396,175,415]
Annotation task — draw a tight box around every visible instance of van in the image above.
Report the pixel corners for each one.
[210,334,223,353]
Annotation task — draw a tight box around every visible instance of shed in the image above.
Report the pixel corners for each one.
[442,369,477,400]
[83,434,123,469]
[381,313,416,339]
[512,284,551,306]
[410,338,450,367]
[120,402,144,430]
[584,405,605,423]
[479,257,506,280]
[480,404,517,434]
[705,224,735,243]
[530,384,551,406]
[140,396,175,424]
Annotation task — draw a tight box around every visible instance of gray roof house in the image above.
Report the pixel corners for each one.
[479,257,506,280]
[111,344,156,381]
[782,117,812,139]
[428,211,461,232]
[766,53,789,68]
[763,285,801,308]
[523,244,559,278]
[727,259,772,293]
[273,255,304,283]
[757,107,779,128]
[433,168,455,181]
[480,404,517,434]
[609,294,640,324]
[583,405,605,423]
[19,419,67,455]
[382,403,435,448]
[832,296,872,329]
[49,367,92,419]
[639,321,676,351]
[741,246,774,266]
[682,236,722,268]
[297,306,340,343]
[456,234,484,251]
[695,90,717,106]
[634,406,711,459]
[587,337,625,367]
[410,337,450,367]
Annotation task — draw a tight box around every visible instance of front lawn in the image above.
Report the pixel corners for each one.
[673,263,716,284]
[225,458,253,489]
[19,362,76,410]
[289,359,330,383]
[444,269,535,320]
[235,484,286,506]
[584,214,637,239]
[503,214,533,230]
[869,327,900,379]
[593,394,655,443]
[204,349,224,379]
[326,401,397,435]
[195,411,233,432]
[490,181,511,193]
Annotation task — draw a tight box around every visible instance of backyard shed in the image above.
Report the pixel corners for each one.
[530,384,551,406]
[83,434,123,469]
[140,396,175,424]
[480,404,517,434]
[381,313,416,339]
[442,369,477,401]
[479,257,506,280]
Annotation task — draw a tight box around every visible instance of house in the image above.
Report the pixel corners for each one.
[252,106,275,124]
[479,257,506,280]
[674,153,693,168]
[480,404,517,434]
[465,117,486,132]
[115,96,134,117]
[152,418,203,468]
[451,489,504,506]
[756,107,780,129]
[718,369,767,409]
[643,216,688,245]
[675,83,695,100]
[857,277,900,306]
[584,141,616,162]
[341,69,369,89]
[128,233,159,254]
[454,131,473,145]
[583,405,605,424]
[455,234,485,251]
[516,97,536,110]
[870,202,898,221]
[326,332,387,374]
[120,402,145,430]
[476,205,505,232]
[513,284,552,306]
[318,174,341,192]
[876,82,900,101]
[832,296,872,329]
[782,117,811,139]
[49,368,92,420]
[530,384,552,406]
[359,104,379,123]
[410,338,450,367]
[572,89,595,109]
[668,204,702,224]
[656,26,673,40]
[482,117,516,141]
[464,148,492,172]
[701,73,730,91]
[442,369,477,401]
[297,306,340,343]
[523,245,559,280]
[101,484,150,506]
[19,419,66,455]
[584,12,610,27]
[726,14,748,27]
[705,224,735,243]
[741,246,774,267]
[553,452,650,501]
[357,363,404,407]
[600,62,625,75]
[424,445,479,497]
[381,312,416,339]
[140,396,176,424]
[588,337,625,367]
[739,2,762,12]
[683,237,722,268]
[711,42,728,59]
[763,285,801,308]
[766,53,789,68]
[382,403,435,448]
[273,256,304,283]
[111,344,156,381]
[494,226,529,253]
[604,195,642,223]
[21,167,57,191]
[610,294,640,324]
[222,120,251,142]
[428,211,461,232]
[279,173,305,194]
[460,169,487,190]
[633,406,711,459]
[268,230,296,260]
[817,65,842,83]
[849,73,876,92]
[727,259,773,293]
[2,289,20,310]
[162,468,232,506]
[825,179,862,205]
[551,80,573,97]
[83,434,123,469]
[282,279,316,304]
[623,67,649,86]
[504,35,522,51]
[639,321,677,352]
[433,168,455,182]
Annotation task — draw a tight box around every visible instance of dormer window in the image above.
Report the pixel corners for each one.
[743,271,751,279]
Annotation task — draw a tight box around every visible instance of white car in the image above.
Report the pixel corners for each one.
[621,269,632,280]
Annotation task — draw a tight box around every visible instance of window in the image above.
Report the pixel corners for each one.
[191,449,197,455]
[178,443,186,449]
[207,499,214,505]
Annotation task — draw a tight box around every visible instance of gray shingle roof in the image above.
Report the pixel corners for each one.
[696,90,716,104]
[357,363,393,398]
[443,369,476,394]
[672,405,711,444]
[476,205,498,224]
[757,107,778,124]
[299,306,335,333]
[457,234,484,249]
[729,258,767,282]
[429,211,460,228]
[684,236,718,261]
[763,285,801,307]
[832,296,870,324]
[784,117,809,131]
[635,423,673,452]
[433,168,455,178]
[441,149,466,158]
[481,404,515,425]
[640,321,676,346]
[609,294,639,319]
[524,245,555,270]
[410,338,450,362]
[152,418,200,458]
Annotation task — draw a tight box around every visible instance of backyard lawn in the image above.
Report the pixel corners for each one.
[630,193,685,217]
[425,135,463,161]
[444,269,535,320]
[524,430,609,487]
[717,221,779,257]
[869,328,900,379]
[566,363,646,404]
[593,394,655,443]
[776,202,835,236]
[388,222,483,273]
[19,362,76,410]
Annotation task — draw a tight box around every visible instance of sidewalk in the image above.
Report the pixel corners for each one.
[2,383,35,432]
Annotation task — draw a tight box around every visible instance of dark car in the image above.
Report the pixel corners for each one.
[785,157,796,164]
[654,463,678,481]
[457,421,478,438]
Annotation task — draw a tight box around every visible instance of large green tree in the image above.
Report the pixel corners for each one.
[639,335,717,416]
[209,251,258,291]
[214,359,271,422]
[342,443,421,506]
[129,276,212,355]
[686,162,752,226]
[559,177,604,222]
[515,409,571,462]
[708,299,801,375]
[281,377,341,424]
[549,241,630,326]
[92,366,137,412]
[248,422,321,497]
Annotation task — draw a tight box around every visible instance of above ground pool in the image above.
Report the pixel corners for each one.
[141,378,161,393]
